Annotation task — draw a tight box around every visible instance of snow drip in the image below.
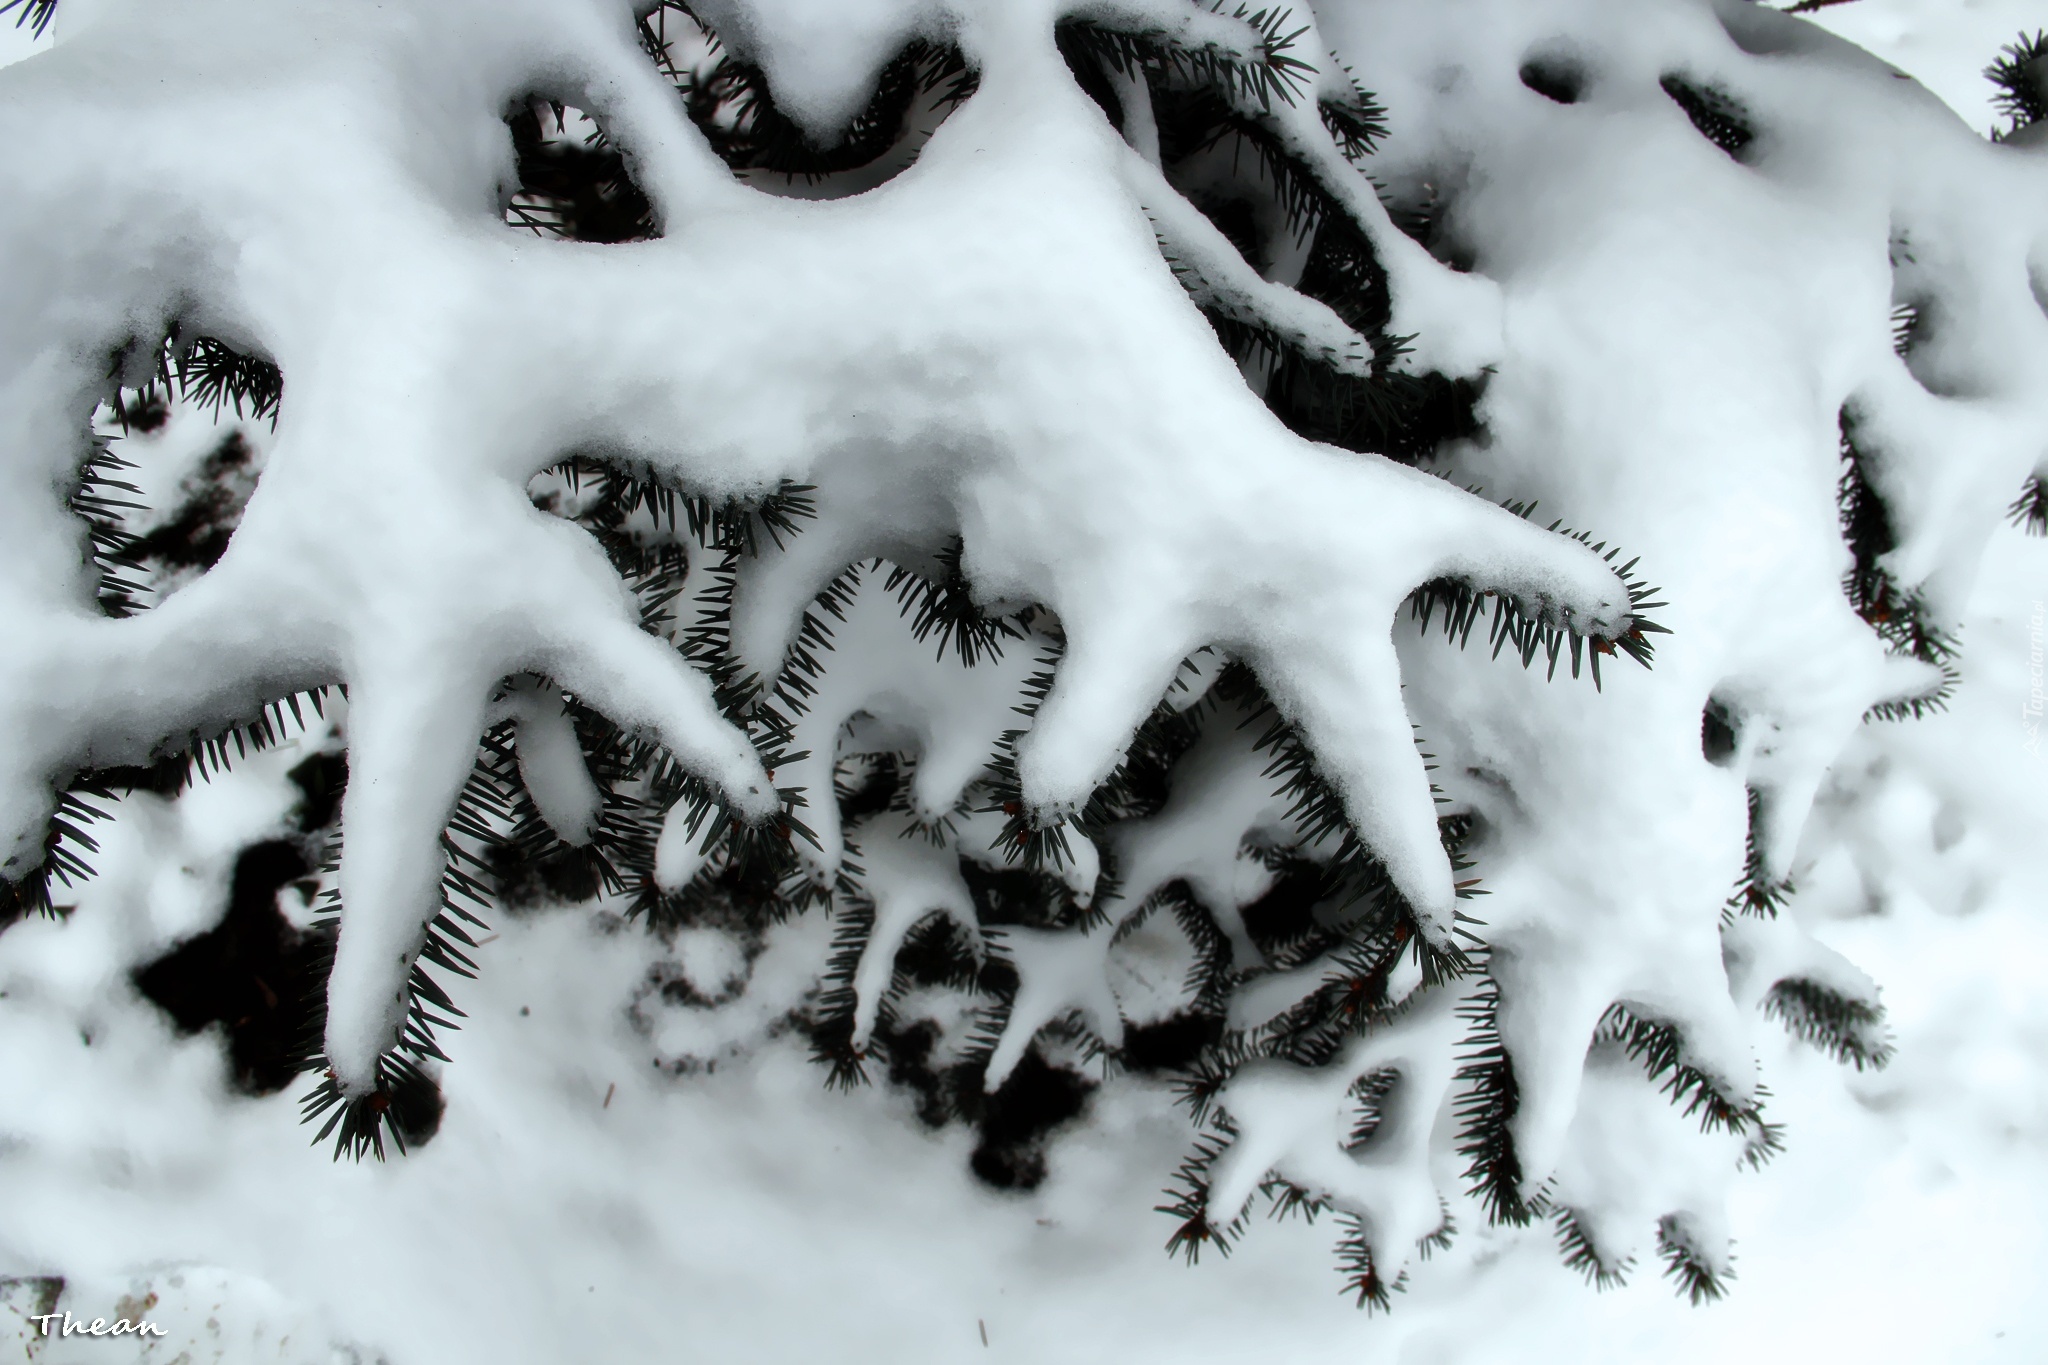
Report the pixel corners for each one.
[0,0,2042,1309]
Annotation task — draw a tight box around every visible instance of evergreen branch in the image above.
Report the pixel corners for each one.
[1078,21,1479,477]
[1596,1003,1768,1140]
[483,698,661,910]
[175,335,284,424]
[1250,914,1416,1068]
[977,658,1077,872]
[1407,513,1668,686]
[1836,410,1962,717]
[298,738,518,1160]
[2009,473,2046,536]
[1333,1213,1407,1312]
[647,3,976,180]
[1168,889,1238,1019]
[1452,975,1536,1226]
[1414,1207,1456,1261]
[767,562,864,721]
[1059,7,1320,115]
[1655,1215,1731,1304]
[1890,301,1922,358]
[1156,1123,1245,1263]
[68,437,151,618]
[1261,1173,1335,1226]
[1554,1208,1633,1289]
[1318,78,1387,162]
[883,538,1028,666]
[504,99,656,243]
[1221,664,1479,976]
[1986,30,2048,138]
[0,781,116,926]
[810,896,879,1087]
[170,689,335,787]
[298,1048,445,1161]
[1723,787,1793,921]
[1658,74,1756,160]
[1763,977,1894,1071]
[0,0,55,39]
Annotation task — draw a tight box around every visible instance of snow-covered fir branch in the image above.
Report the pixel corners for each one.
[1,0,2044,1317]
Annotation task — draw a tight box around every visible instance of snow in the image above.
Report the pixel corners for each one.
[0,0,2045,1361]
[0,0,1642,1091]
[0,533,2045,1363]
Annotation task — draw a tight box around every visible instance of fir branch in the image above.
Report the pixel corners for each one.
[1157,1123,1245,1263]
[1262,1174,1335,1226]
[1723,787,1793,921]
[1333,1213,1407,1312]
[535,456,813,581]
[1890,301,1922,358]
[298,1048,445,1161]
[679,479,817,560]
[648,3,975,180]
[1415,1208,1456,1261]
[1453,976,1537,1226]
[1318,80,1388,162]
[976,656,1079,872]
[1407,509,1669,687]
[1837,409,1961,718]
[1658,73,1756,160]
[2009,474,2046,536]
[1555,1208,1634,1289]
[1596,1003,1768,1139]
[1077,11,1481,474]
[175,335,284,424]
[0,0,55,39]
[1059,7,1320,115]
[1251,915,1415,1068]
[1764,977,1894,1071]
[176,689,334,786]
[1169,1028,1255,1130]
[1167,888,1237,1018]
[883,538,1027,667]
[766,562,864,721]
[68,437,150,618]
[810,896,880,1087]
[1220,664,1479,979]
[485,698,660,910]
[504,99,657,244]
[1740,1109,1786,1171]
[299,742,515,1160]
[0,781,116,925]
[1655,1215,1731,1304]
[1986,30,2048,138]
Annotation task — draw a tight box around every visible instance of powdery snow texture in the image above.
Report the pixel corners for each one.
[0,0,1637,1097]
[0,0,2043,1358]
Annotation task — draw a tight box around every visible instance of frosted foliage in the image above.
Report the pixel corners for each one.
[0,0,2041,1312]
[0,0,1632,1093]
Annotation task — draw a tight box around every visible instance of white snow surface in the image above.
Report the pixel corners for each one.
[0,1,2045,1361]
[0,0,1643,1091]
[0,532,2041,1363]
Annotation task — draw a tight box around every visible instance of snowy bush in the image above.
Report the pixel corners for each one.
[1,0,2043,1311]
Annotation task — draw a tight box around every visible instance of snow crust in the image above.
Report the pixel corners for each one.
[1303,0,2048,1269]
[0,0,1636,1094]
[0,0,2045,1345]
[0,528,2042,1361]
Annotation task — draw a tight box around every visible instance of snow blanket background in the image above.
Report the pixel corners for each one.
[0,0,2045,1361]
